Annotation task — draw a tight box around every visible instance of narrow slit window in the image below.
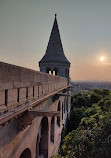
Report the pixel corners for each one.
[17,88,19,102]
[26,87,28,99]
[33,86,34,98]
[5,89,8,106]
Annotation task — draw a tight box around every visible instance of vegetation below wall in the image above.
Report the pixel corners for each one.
[56,89,111,158]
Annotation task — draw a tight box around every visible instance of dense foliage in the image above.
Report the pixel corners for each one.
[55,89,111,158]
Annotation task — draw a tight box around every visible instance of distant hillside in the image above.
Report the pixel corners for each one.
[71,81,111,93]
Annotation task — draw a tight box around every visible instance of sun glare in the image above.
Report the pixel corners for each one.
[100,57,105,62]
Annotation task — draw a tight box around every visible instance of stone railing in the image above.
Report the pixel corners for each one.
[0,62,67,113]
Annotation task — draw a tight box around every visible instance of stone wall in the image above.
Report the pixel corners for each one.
[0,61,70,158]
[0,62,67,112]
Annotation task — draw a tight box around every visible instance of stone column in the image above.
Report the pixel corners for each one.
[51,70,53,75]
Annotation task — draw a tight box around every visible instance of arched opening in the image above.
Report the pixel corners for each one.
[53,68,58,76]
[39,117,48,158]
[46,68,51,74]
[50,116,55,143]
[20,148,31,158]
[57,101,61,127]
[65,68,69,78]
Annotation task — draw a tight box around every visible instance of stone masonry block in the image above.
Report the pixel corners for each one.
[0,91,5,106]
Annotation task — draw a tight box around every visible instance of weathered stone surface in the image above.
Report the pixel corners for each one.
[0,61,67,90]
[0,92,70,158]
[0,60,70,158]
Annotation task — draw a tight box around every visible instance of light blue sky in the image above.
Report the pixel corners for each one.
[0,0,111,81]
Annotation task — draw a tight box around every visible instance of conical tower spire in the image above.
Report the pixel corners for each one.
[39,14,70,63]
[39,15,70,84]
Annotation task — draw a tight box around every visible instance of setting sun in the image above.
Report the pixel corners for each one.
[100,57,105,62]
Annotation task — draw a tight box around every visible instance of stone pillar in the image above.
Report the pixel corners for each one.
[51,70,53,75]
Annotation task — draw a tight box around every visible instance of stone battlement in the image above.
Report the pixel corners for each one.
[0,61,67,112]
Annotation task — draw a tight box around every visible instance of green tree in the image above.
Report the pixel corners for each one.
[56,89,111,158]
[69,106,85,131]
[93,88,110,97]
[90,93,102,104]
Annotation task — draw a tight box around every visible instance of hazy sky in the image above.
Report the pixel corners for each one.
[0,0,111,81]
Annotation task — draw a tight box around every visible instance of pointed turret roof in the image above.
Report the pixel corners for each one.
[39,14,70,64]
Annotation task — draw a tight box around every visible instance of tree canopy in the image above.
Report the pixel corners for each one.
[55,89,111,158]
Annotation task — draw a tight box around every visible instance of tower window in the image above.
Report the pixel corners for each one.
[53,68,58,75]
[49,70,52,74]
[46,68,51,74]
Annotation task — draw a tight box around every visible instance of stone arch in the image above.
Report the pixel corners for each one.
[39,117,49,158]
[20,148,31,158]
[57,101,61,127]
[50,116,55,143]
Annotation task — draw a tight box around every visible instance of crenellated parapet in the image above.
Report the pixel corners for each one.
[0,61,67,112]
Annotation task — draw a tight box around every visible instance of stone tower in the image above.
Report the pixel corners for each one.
[39,14,70,84]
